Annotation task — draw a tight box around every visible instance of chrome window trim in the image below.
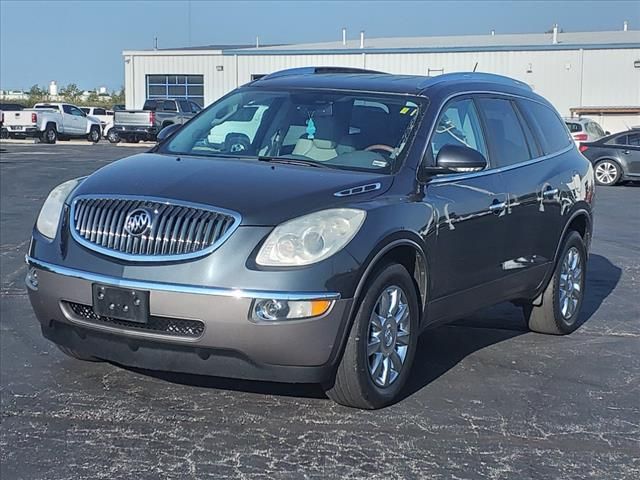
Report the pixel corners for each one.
[419,89,574,183]
[68,194,242,262]
[25,255,341,301]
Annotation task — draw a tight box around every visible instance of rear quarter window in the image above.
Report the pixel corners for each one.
[566,122,582,133]
[518,100,572,155]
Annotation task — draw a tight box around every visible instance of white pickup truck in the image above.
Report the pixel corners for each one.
[81,106,115,140]
[1,102,102,144]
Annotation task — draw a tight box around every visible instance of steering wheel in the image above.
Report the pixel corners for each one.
[364,144,395,154]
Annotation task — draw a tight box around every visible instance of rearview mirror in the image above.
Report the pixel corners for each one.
[419,144,488,181]
[156,123,181,143]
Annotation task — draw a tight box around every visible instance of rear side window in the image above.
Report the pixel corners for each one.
[566,122,582,133]
[476,97,531,167]
[93,108,106,116]
[614,135,628,145]
[518,100,572,154]
[142,100,158,111]
[431,98,488,160]
[163,100,177,112]
[80,107,90,114]
[627,133,640,146]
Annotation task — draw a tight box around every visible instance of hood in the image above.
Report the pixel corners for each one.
[72,153,393,225]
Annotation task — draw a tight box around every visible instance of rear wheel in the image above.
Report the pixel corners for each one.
[523,231,586,335]
[88,126,101,143]
[325,263,419,409]
[594,159,621,186]
[57,345,102,362]
[41,124,57,144]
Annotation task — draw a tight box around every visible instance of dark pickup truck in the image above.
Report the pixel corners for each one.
[111,98,201,143]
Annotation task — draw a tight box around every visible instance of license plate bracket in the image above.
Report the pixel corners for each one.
[92,284,149,324]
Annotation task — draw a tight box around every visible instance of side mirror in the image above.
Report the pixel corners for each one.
[605,131,611,135]
[156,123,181,143]
[419,144,488,181]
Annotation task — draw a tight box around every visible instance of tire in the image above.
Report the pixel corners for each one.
[0,129,8,139]
[224,134,251,153]
[523,231,586,335]
[41,124,57,144]
[88,126,101,143]
[594,159,621,186]
[325,263,420,409]
[57,345,102,362]
[107,128,120,144]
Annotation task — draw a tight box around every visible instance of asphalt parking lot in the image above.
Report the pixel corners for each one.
[1,143,638,479]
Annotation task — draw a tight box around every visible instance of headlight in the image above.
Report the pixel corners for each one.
[256,208,366,266]
[36,178,82,239]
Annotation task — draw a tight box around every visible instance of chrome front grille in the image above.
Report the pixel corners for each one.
[70,196,240,261]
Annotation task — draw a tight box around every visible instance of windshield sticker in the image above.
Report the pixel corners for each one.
[400,106,418,116]
[372,160,388,168]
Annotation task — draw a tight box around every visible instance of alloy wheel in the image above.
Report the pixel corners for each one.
[558,246,583,322]
[595,161,618,185]
[367,285,411,388]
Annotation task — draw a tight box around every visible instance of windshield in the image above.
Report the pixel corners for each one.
[161,88,425,173]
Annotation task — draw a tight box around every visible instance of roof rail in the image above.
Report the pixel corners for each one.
[419,72,532,91]
[258,66,384,81]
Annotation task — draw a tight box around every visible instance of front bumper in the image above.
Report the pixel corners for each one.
[26,256,352,383]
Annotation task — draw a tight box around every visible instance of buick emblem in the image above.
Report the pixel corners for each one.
[124,209,152,236]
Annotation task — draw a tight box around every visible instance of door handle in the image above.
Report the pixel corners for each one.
[623,150,630,154]
[489,201,506,213]
[543,188,559,199]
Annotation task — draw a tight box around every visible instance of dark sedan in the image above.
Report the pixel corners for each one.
[580,129,640,185]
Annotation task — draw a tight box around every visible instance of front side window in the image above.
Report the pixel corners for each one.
[161,88,425,174]
[477,97,531,167]
[431,98,487,160]
[93,108,106,116]
[178,100,190,113]
[80,107,90,114]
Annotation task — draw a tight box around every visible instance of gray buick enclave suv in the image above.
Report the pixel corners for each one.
[26,68,594,409]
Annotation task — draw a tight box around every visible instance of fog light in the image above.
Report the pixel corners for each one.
[26,267,39,290]
[253,299,332,321]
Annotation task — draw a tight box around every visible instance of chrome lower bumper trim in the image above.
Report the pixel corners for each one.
[25,256,341,301]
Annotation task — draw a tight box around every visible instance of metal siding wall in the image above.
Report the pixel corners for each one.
[366,50,583,115]
[581,49,640,107]
[127,48,639,117]
[235,54,365,85]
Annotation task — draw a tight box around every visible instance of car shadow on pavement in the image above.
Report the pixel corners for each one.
[399,253,621,401]
[121,254,621,404]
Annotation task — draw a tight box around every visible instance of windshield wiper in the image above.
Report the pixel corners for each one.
[257,156,332,169]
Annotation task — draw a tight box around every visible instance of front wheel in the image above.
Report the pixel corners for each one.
[325,263,419,409]
[88,126,101,143]
[107,128,120,144]
[594,159,621,186]
[523,231,587,335]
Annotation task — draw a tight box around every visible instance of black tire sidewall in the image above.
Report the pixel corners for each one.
[352,263,420,407]
[88,127,100,143]
[43,125,57,144]
[551,231,587,333]
[107,129,120,143]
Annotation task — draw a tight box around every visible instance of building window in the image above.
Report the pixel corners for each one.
[145,75,204,106]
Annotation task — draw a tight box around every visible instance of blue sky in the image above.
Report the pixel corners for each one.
[1,0,638,90]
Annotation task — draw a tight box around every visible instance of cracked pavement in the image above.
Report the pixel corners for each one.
[1,144,639,479]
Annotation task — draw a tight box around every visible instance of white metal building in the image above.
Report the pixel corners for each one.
[123,28,640,132]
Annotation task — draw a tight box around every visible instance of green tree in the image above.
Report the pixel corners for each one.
[26,84,48,106]
[59,83,82,103]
